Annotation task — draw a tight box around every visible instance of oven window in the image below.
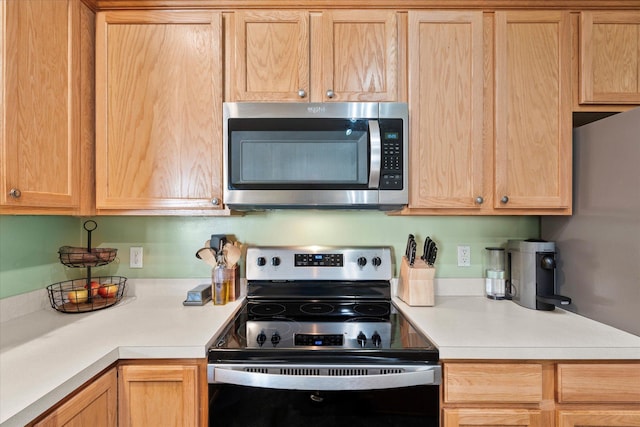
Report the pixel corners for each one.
[228,118,369,189]
[209,384,439,427]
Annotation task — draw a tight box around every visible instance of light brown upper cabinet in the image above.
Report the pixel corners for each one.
[494,11,572,213]
[1,0,92,215]
[95,11,225,214]
[579,11,640,105]
[407,11,485,211]
[228,10,398,102]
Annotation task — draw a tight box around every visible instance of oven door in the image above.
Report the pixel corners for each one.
[208,362,440,426]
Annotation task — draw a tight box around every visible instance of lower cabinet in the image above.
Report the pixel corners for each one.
[118,361,206,427]
[30,360,207,427]
[557,410,640,427]
[443,408,543,427]
[31,368,117,427]
[442,361,640,427]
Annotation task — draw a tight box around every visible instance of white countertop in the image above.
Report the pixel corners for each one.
[393,296,640,360]
[2,279,640,426]
[0,280,242,427]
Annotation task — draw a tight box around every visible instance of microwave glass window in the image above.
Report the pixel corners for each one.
[229,119,370,188]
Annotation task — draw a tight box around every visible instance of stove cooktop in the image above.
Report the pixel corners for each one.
[208,302,438,363]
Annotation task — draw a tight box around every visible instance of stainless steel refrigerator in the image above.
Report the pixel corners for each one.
[542,107,640,336]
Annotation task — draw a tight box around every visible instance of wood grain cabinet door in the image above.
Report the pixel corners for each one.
[95,11,223,212]
[443,409,543,427]
[320,10,398,102]
[1,0,82,213]
[580,11,640,105]
[557,410,640,427]
[32,368,117,427]
[118,364,200,427]
[232,10,310,102]
[407,11,484,210]
[494,11,572,212]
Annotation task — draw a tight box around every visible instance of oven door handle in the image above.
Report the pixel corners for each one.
[209,365,441,390]
[368,120,381,189]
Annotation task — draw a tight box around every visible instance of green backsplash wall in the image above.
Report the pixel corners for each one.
[0,213,539,299]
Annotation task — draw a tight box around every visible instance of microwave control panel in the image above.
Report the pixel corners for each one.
[379,119,403,190]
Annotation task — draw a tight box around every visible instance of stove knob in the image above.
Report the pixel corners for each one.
[372,256,382,267]
[271,256,281,267]
[257,257,266,267]
[256,331,267,347]
[357,257,367,267]
[371,332,382,348]
[357,332,367,348]
[271,332,281,347]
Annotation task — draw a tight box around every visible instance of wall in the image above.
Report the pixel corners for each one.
[0,213,539,299]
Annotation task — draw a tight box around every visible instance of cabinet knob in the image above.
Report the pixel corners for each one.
[475,196,484,205]
[9,188,21,198]
[501,196,509,204]
[211,197,220,206]
[326,90,335,99]
[298,89,307,98]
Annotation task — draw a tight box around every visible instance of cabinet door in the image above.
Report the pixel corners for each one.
[407,11,484,209]
[580,11,640,104]
[118,364,200,427]
[95,11,223,212]
[558,410,640,427]
[1,0,81,212]
[33,368,117,427]
[320,10,398,102]
[232,10,309,101]
[443,409,543,427]
[494,11,572,211]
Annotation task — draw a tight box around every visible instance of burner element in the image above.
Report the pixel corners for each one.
[354,303,390,317]
[249,303,286,316]
[300,303,334,315]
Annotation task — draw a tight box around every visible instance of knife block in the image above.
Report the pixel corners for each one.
[398,256,435,306]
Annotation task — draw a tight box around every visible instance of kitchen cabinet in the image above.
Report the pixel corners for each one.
[228,10,399,102]
[494,11,572,212]
[1,0,93,215]
[29,368,116,427]
[407,11,485,210]
[556,363,640,426]
[442,362,553,426]
[405,11,571,214]
[95,11,225,214]
[443,409,543,427]
[442,361,640,427]
[579,11,640,105]
[118,361,206,427]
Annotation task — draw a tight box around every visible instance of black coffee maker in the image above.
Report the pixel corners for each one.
[506,239,571,311]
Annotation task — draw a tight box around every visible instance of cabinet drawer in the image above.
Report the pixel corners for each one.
[444,363,543,403]
[557,363,640,403]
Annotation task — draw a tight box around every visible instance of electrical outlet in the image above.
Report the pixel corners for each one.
[457,245,471,267]
[130,247,143,268]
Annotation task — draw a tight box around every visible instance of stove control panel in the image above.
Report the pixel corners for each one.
[247,246,393,281]
[246,321,392,349]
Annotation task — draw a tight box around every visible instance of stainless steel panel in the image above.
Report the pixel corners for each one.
[246,246,393,281]
[542,107,640,336]
[208,364,442,389]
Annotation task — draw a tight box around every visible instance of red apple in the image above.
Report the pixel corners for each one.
[98,283,118,298]
[84,281,100,297]
[68,289,88,304]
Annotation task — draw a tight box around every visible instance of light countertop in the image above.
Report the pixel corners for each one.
[2,279,640,426]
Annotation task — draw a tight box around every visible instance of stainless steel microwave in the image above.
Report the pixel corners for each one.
[223,102,408,210]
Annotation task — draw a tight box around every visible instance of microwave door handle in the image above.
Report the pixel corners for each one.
[368,120,381,188]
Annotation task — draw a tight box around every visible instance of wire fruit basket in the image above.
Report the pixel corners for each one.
[48,220,127,314]
[58,246,117,268]
[47,276,127,313]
